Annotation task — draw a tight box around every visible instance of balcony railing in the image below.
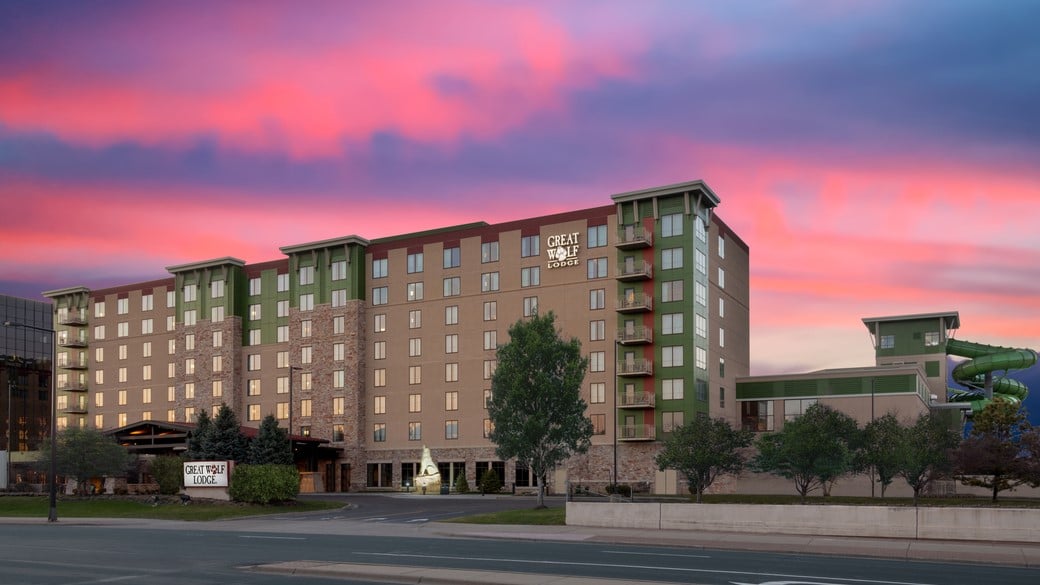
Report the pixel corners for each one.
[58,312,88,326]
[57,333,88,348]
[617,326,653,345]
[57,359,88,370]
[617,261,653,281]
[61,400,89,414]
[617,293,653,313]
[616,225,652,249]
[617,359,653,376]
[618,424,656,441]
[618,392,655,408]
[59,382,88,393]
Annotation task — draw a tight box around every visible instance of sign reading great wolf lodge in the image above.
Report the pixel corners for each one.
[183,461,230,487]
[545,232,580,268]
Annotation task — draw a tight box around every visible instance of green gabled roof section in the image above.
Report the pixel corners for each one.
[862,311,960,332]
[610,179,720,207]
[278,235,369,256]
[166,256,246,274]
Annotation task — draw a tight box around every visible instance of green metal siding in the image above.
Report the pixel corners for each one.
[737,374,918,400]
[875,319,945,358]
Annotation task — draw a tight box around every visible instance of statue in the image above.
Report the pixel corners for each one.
[414,445,441,494]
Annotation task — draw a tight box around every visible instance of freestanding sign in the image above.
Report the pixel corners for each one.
[183,461,230,487]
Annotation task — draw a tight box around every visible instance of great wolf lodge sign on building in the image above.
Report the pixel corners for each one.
[183,461,230,487]
[545,232,580,268]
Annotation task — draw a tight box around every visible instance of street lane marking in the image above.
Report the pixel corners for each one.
[406,518,429,523]
[354,552,939,585]
[602,550,711,559]
[239,535,307,540]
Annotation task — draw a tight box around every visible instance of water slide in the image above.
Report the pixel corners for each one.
[946,338,1037,413]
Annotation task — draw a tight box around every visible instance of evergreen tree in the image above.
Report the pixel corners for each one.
[209,403,248,462]
[249,414,292,465]
[488,311,592,508]
[187,408,213,460]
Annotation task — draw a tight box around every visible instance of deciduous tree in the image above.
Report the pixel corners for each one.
[861,414,903,497]
[38,427,133,494]
[656,417,752,502]
[488,311,592,508]
[952,399,1031,502]
[896,412,960,504]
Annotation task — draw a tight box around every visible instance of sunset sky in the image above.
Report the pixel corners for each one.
[1,0,1037,376]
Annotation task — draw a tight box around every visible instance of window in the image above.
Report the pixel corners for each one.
[94,302,106,318]
[374,314,386,332]
[142,342,152,357]
[589,289,605,310]
[117,322,129,337]
[784,398,818,422]
[483,419,494,438]
[248,354,261,371]
[117,297,129,314]
[333,315,345,334]
[521,235,539,257]
[333,342,345,361]
[301,319,312,337]
[720,357,726,378]
[299,293,314,311]
[718,267,725,289]
[373,341,386,360]
[407,252,424,273]
[333,369,345,388]
[445,363,458,382]
[248,379,261,396]
[662,411,684,433]
[249,277,262,295]
[407,282,424,301]
[211,380,222,397]
[483,359,497,380]
[247,404,260,422]
[210,306,225,322]
[481,272,499,292]
[277,273,289,292]
[880,335,895,349]
[300,372,312,391]
[249,304,261,321]
[445,391,458,411]
[662,379,684,400]
[277,325,289,342]
[443,246,460,268]
[183,283,197,302]
[299,398,312,418]
[588,224,607,248]
[300,265,315,285]
[141,318,153,334]
[661,213,683,237]
[371,287,388,305]
[445,305,458,325]
[409,365,421,385]
[374,369,386,387]
[481,241,499,263]
[662,346,683,367]
[374,395,386,414]
[211,280,224,298]
[483,301,497,321]
[166,315,175,331]
[696,217,707,241]
[663,313,683,335]
[445,420,459,440]
[408,393,421,413]
[589,320,605,341]
[443,276,461,297]
[591,414,606,435]
[167,386,176,401]
[483,330,497,350]
[924,331,940,347]
[695,347,707,370]
[484,389,493,408]
[444,334,458,354]
[373,423,386,442]
[590,382,605,404]
[119,344,128,360]
[695,249,707,274]
[662,248,683,269]
[523,296,538,317]
[331,260,348,281]
[695,282,707,306]
[211,355,222,372]
[167,339,176,354]
[409,309,422,329]
[719,298,726,318]
[589,351,605,372]
[521,266,540,287]
[719,327,725,348]
[184,358,195,375]
[184,382,195,399]
[301,346,312,364]
[587,257,607,279]
[695,314,707,338]
[331,289,347,307]
[408,422,422,441]
[718,235,726,258]
[117,389,127,406]
[142,387,152,404]
[277,300,289,317]
[333,424,345,442]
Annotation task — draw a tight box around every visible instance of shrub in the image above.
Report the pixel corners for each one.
[606,483,632,497]
[229,464,300,504]
[454,473,470,494]
[150,456,185,495]
[479,469,502,494]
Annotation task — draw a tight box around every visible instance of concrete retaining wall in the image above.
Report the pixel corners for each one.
[566,502,1040,543]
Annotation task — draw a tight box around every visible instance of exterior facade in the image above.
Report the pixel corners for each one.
[43,179,750,493]
[1,295,54,488]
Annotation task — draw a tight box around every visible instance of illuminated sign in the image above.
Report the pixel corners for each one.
[183,461,230,487]
[545,232,580,269]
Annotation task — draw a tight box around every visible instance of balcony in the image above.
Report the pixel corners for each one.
[617,359,653,376]
[618,424,656,441]
[61,400,89,414]
[617,326,653,345]
[58,333,88,348]
[59,312,88,326]
[618,392,655,408]
[616,225,652,249]
[617,293,653,313]
[617,260,653,281]
[59,382,88,393]
[58,359,88,370]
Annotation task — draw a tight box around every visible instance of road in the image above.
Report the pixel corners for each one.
[0,495,1036,585]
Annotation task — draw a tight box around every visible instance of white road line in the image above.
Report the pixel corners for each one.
[602,550,712,559]
[406,518,429,523]
[239,535,307,540]
[354,552,939,585]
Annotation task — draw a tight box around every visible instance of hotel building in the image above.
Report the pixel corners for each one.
[43,179,749,494]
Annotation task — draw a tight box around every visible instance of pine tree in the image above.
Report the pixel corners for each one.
[249,414,292,465]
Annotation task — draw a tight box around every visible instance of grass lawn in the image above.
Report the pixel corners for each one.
[445,506,566,525]
[0,495,344,521]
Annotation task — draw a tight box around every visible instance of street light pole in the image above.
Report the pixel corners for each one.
[4,321,57,522]
[287,365,301,465]
[612,338,618,489]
